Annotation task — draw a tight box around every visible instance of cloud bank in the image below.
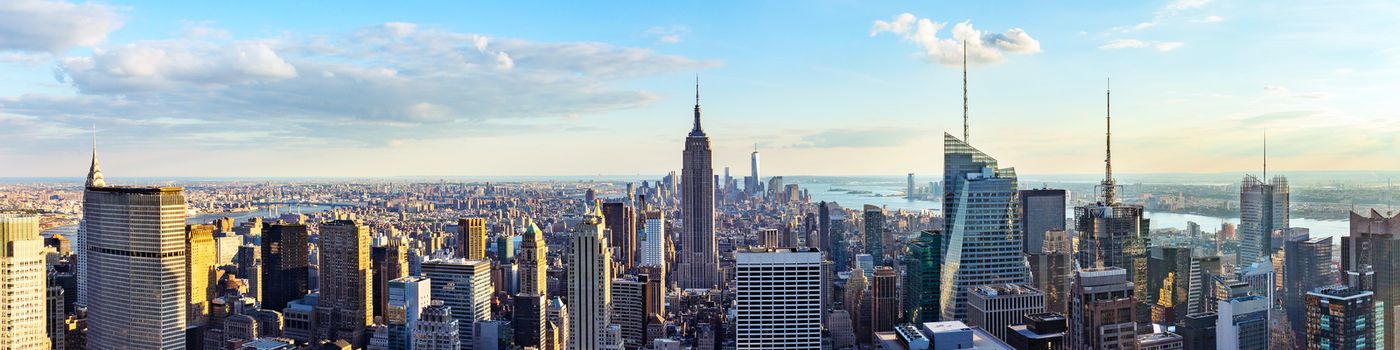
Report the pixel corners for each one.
[870,13,1041,66]
[1,21,718,148]
[0,0,122,53]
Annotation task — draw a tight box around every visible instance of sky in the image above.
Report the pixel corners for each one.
[0,0,1397,178]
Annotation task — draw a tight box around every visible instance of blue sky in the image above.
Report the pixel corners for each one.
[0,0,1396,177]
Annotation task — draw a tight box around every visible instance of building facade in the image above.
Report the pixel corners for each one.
[734,247,822,350]
[967,284,1046,342]
[567,208,613,350]
[679,82,718,290]
[0,214,51,349]
[83,185,189,349]
[421,258,493,349]
[315,220,373,345]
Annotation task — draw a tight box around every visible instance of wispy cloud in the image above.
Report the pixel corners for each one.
[870,13,1041,66]
[1100,39,1184,52]
[646,25,690,44]
[793,127,924,148]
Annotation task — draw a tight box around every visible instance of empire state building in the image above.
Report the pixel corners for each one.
[679,79,718,290]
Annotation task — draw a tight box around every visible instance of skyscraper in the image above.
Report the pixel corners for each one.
[0,214,51,349]
[372,241,409,320]
[1018,189,1066,255]
[420,258,493,349]
[907,173,916,200]
[903,230,943,323]
[1146,246,1202,325]
[519,218,549,297]
[640,211,666,268]
[610,276,646,349]
[1075,82,1152,325]
[262,222,309,312]
[83,183,189,349]
[459,218,488,260]
[1215,293,1268,350]
[863,205,884,262]
[1340,209,1400,350]
[1238,174,1289,267]
[679,79,718,290]
[1067,267,1136,350]
[845,266,870,344]
[601,201,637,269]
[316,220,373,345]
[871,266,899,333]
[749,144,761,195]
[187,224,216,328]
[513,294,547,349]
[1284,235,1334,343]
[1305,285,1375,350]
[1030,229,1073,314]
[941,133,1030,321]
[387,276,432,350]
[568,207,613,350]
[414,302,461,350]
[734,247,822,350]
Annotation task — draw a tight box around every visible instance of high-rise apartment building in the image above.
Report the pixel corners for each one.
[845,266,871,345]
[1067,267,1136,350]
[941,133,1030,321]
[262,222,309,312]
[421,258,493,349]
[518,219,548,297]
[83,183,189,349]
[568,208,613,350]
[1238,175,1289,267]
[315,220,373,345]
[679,80,718,290]
[459,218,488,260]
[0,214,51,349]
[967,284,1046,342]
[734,247,822,350]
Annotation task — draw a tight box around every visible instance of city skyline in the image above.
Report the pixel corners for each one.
[1,0,1397,177]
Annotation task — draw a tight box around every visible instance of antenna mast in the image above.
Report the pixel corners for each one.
[962,40,969,143]
[1103,78,1117,204]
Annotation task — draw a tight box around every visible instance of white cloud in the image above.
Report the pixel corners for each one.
[870,13,1041,66]
[1194,15,1225,23]
[646,25,690,44]
[1099,39,1184,52]
[59,40,298,93]
[1263,85,1332,99]
[3,22,718,148]
[0,0,122,53]
[1101,39,1148,49]
[1155,42,1185,51]
[1166,0,1213,11]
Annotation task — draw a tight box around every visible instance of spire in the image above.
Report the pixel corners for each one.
[962,40,969,144]
[692,75,703,133]
[85,125,106,188]
[1263,129,1268,180]
[1102,78,1117,205]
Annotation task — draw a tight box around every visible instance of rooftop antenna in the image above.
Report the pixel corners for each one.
[962,40,969,143]
[1101,77,1118,205]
